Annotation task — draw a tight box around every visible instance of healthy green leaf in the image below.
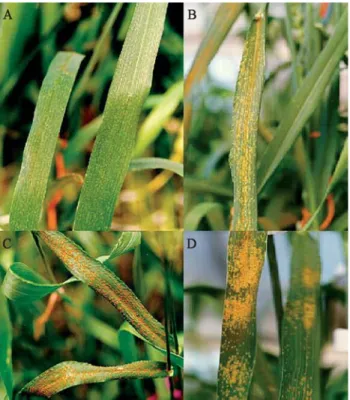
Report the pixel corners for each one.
[0,4,36,85]
[118,325,145,399]
[119,322,183,369]
[20,361,169,398]
[0,278,12,400]
[73,4,167,230]
[279,232,321,399]
[2,262,77,303]
[229,8,266,231]
[97,232,141,263]
[257,9,348,192]
[185,177,232,197]
[9,52,84,230]
[69,4,123,110]
[185,202,222,230]
[36,232,167,350]
[218,231,267,399]
[129,158,183,177]
[64,116,102,168]
[133,80,183,157]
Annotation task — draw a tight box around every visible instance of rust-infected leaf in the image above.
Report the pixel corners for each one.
[217,231,267,399]
[36,231,167,350]
[229,8,266,231]
[20,361,169,398]
[279,232,321,399]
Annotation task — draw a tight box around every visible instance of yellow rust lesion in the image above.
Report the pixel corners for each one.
[303,296,316,330]
[302,267,320,289]
[223,297,254,327]
[219,355,250,398]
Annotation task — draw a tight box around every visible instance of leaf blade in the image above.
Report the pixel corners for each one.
[129,158,183,177]
[36,231,167,350]
[20,361,169,398]
[2,262,77,303]
[279,233,321,399]
[9,52,84,230]
[229,9,266,231]
[73,4,167,230]
[257,9,348,192]
[217,231,267,398]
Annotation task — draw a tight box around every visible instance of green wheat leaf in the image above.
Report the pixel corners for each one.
[69,3,123,110]
[185,202,223,230]
[257,8,348,192]
[229,8,266,231]
[36,231,167,350]
[217,231,267,399]
[129,158,183,177]
[279,232,321,399]
[302,137,348,231]
[2,262,77,303]
[119,322,183,369]
[9,52,84,230]
[20,361,169,398]
[97,232,141,263]
[133,80,183,157]
[0,276,12,400]
[73,4,167,230]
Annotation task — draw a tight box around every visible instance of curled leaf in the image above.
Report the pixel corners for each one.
[2,262,77,303]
